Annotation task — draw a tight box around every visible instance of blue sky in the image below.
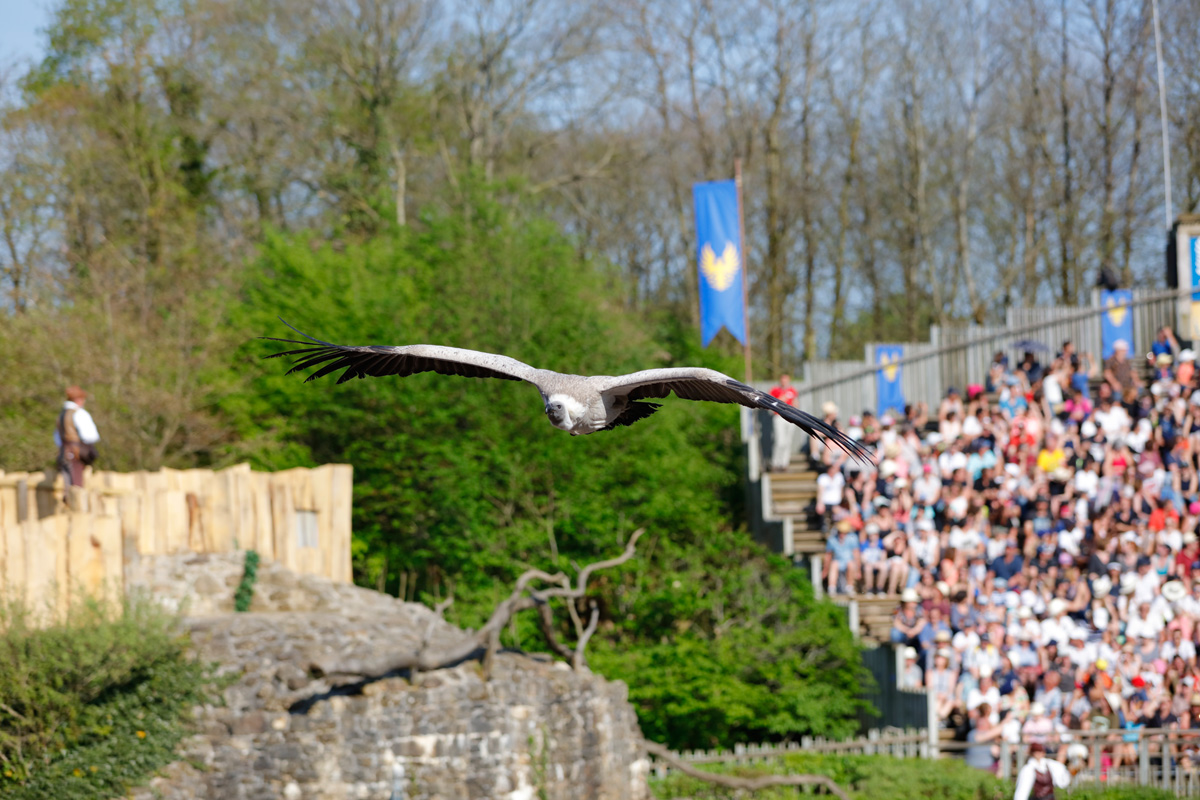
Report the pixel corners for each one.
[1,1,50,69]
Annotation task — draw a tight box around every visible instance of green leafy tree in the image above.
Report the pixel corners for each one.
[220,187,868,749]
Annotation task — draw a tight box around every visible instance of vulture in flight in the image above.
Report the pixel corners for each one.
[264,322,870,460]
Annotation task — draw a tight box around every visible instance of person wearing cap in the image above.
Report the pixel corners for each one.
[929,647,958,720]
[1151,325,1180,360]
[823,519,860,597]
[54,385,101,493]
[1177,348,1196,385]
[900,646,923,689]
[1014,740,1071,800]
[891,588,926,647]
[1103,339,1141,394]
[815,458,846,534]
[812,400,841,466]
[860,523,888,596]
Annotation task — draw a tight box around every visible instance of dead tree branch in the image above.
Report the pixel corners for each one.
[641,741,851,800]
[535,601,576,660]
[309,531,643,680]
[572,602,600,671]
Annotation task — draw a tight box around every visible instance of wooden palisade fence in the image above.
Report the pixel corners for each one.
[0,463,352,621]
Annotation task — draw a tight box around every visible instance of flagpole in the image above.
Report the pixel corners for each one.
[735,158,752,384]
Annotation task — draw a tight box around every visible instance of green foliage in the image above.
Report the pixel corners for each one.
[589,548,870,749]
[217,191,867,750]
[0,596,218,798]
[233,550,260,612]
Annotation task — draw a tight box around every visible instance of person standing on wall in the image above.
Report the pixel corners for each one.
[769,374,798,471]
[55,385,100,496]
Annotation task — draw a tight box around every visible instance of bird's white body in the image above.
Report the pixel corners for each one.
[544,392,600,434]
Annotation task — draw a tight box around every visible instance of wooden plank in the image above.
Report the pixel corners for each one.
[95,515,123,610]
[160,489,189,554]
[311,465,334,581]
[2,518,25,600]
[210,468,233,554]
[269,479,293,573]
[252,471,275,560]
[330,464,353,583]
[23,519,56,621]
[53,515,70,619]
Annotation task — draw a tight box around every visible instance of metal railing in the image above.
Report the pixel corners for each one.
[648,727,929,779]
[787,286,1184,419]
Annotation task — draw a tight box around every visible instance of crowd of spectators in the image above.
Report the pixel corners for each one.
[812,326,1200,774]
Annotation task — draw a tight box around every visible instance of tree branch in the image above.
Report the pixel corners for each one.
[534,601,576,660]
[310,532,643,680]
[642,741,851,800]
[572,603,600,671]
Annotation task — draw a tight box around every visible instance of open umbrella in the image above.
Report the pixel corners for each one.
[1011,339,1049,353]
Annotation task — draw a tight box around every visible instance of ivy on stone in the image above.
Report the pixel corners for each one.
[233,550,260,613]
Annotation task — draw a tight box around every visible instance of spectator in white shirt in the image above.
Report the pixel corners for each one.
[54,385,101,493]
[815,459,845,533]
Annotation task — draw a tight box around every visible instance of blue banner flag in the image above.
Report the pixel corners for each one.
[876,345,904,417]
[1190,235,1200,301]
[694,180,746,346]
[1100,289,1133,359]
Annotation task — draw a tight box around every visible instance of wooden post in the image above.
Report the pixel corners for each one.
[1139,732,1149,786]
[926,685,938,759]
[734,158,751,383]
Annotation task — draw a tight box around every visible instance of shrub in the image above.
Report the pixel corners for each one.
[0,595,218,799]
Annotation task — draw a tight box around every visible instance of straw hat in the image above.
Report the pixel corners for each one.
[822,401,839,417]
[1092,576,1112,597]
[904,646,918,659]
[1120,573,1138,595]
[1164,581,1187,602]
[901,588,920,603]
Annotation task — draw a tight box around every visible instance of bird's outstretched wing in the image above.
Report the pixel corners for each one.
[598,368,872,461]
[263,321,541,385]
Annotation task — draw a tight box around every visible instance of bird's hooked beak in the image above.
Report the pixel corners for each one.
[545,400,566,426]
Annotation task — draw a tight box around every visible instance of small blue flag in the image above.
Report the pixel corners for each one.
[876,345,905,417]
[1100,289,1133,359]
[694,180,746,346]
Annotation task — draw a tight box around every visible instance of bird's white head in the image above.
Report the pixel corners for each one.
[545,393,586,431]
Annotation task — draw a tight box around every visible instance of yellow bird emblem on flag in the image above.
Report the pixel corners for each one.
[701,242,740,292]
[879,353,900,382]
[1105,297,1127,327]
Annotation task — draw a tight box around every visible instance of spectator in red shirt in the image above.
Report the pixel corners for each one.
[769,374,799,471]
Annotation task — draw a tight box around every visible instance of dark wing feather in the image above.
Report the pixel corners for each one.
[600,368,872,462]
[599,401,662,432]
[262,320,540,385]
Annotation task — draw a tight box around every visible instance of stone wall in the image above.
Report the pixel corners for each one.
[128,554,650,800]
